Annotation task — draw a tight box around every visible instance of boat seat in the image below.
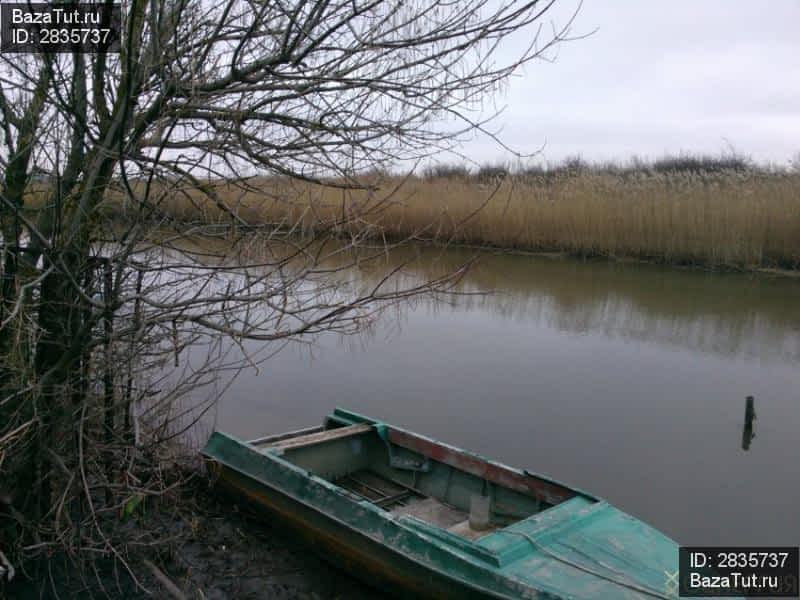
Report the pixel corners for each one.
[264,423,373,450]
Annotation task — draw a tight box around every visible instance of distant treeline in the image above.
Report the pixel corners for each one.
[421,152,797,183]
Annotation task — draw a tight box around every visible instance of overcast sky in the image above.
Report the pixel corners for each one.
[458,0,800,166]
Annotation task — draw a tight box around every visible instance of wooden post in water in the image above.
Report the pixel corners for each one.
[741,395,756,451]
[744,396,756,424]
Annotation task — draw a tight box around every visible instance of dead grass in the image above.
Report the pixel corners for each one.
[135,169,800,271]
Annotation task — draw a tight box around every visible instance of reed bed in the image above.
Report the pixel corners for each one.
[118,166,800,271]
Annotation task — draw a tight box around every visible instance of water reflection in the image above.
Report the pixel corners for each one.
[350,245,800,364]
[146,238,800,365]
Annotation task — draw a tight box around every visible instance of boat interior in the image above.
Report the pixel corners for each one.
[250,419,577,542]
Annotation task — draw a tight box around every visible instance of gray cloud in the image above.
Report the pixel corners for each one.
[458,0,800,165]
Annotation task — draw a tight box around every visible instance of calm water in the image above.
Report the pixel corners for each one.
[206,247,800,547]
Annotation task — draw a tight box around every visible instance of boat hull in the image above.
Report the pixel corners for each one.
[210,462,516,599]
[202,409,701,600]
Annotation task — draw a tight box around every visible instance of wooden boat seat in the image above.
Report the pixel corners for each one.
[264,423,373,450]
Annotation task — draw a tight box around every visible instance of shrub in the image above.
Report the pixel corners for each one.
[652,152,752,174]
[475,163,510,183]
[422,163,471,180]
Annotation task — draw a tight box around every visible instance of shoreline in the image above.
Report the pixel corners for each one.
[357,236,800,280]
[129,221,800,280]
[7,477,374,599]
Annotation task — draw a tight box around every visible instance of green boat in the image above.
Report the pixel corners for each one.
[202,408,682,599]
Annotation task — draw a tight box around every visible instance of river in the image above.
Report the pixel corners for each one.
[199,245,800,547]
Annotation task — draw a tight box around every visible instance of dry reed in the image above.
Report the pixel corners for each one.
[142,168,800,270]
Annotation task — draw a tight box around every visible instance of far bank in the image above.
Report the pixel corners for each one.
[102,165,799,273]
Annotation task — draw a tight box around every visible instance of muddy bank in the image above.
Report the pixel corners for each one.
[8,480,377,599]
[148,488,377,599]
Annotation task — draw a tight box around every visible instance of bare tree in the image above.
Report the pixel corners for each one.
[0,0,574,592]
